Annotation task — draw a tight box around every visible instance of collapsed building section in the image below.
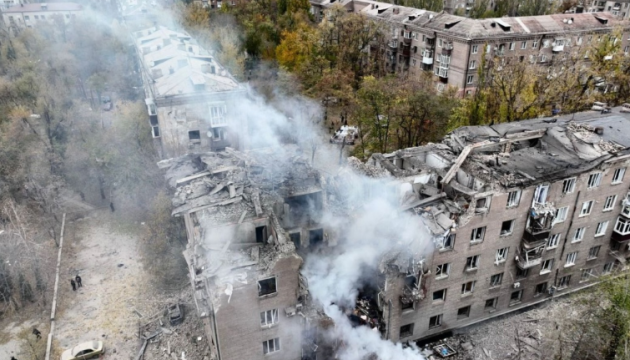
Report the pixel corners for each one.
[163,145,329,360]
[365,109,630,342]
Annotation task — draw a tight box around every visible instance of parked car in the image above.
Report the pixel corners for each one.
[101,95,112,111]
[168,303,184,326]
[61,341,105,360]
[591,101,607,111]
[621,103,630,113]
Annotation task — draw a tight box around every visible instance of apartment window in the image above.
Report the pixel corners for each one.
[34,15,39,19]
[603,262,615,274]
[469,60,477,69]
[509,42,515,51]
[572,228,585,243]
[262,338,280,355]
[435,263,450,279]
[472,45,478,54]
[595,221,609,236]
[411,59,416,67]
[429,314,443,328]
[588,246,601,259]
[500,220,514,235]
[490,273,503,287]
[260,309,279,327]
[580,268,594,282]
[471,227,485,243]
[210,103,227,127]
[516,267,529,278]
[485,297,498,310]
[616,217,630,234]
[256,226,268,243]
[555,206,569,223]
[466,255,480,271]
[532,40,538,48]
[540,54,547,62]
[507,190,521,207]
[612,168,626,184]
[534,184,549,204]
[587,172,603,188]
[495,247,509,263]
[558,275,571,289]
[457,305,471,319]
[604,195,617,211]
[399,323,414,338]
[461,281,476,295]
[438,39,443,47]
[535,282,548,296]
[510,290,523,304]
[188,130,201,141]
[547,234,561,249]
[258,277,277,296]
[24,15,29,20]
[41,15,45,19]
[433,289,447,302]
[541,259,554,274]
[580,201,594,216]
[152,125,160,138]
[625,46,630,54]
[521,41,527,49]
[467,75,474,84]
[562,177,576,194]
[565,251,578,266]
[441,234,455,250]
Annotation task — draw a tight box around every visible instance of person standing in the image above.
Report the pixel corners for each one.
[32,328,41,340]
[70,279,76,291]
[75,275,82,288]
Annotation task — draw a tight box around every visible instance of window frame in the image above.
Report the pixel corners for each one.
[500,220,514,236]
[258,277,278,297]
[507,190,521,207]
[572,227,585,242]
[562,177,576,194]
[262,338,281,355]
[541,259,554,274]
[466,255,480,271]
[588,246,601,260]
[485,297,498,310]
[555,206,569,223]
[470,227,486,244]
[612,167,626,184]
[604,195,617,211]
[603,262,615,274]
[461,280,476,295]
[510,290,523,304]
[432,289,447,302]
[457,305,471,319]
[495,247,509,263]
[489,273,503,287]
[595,221,609,237]
[547,233,561,249]
[435,263,450,279]
[472,44,478,54]
[521,41,527,49]
[565,252,578,267]
[580,200,594,217]
[260,309,279,327]
[587,172,603,188]
[399,323,414,338]
[429,314,443,328]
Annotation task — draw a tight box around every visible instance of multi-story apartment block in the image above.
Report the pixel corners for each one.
[134,26,246,159]
[365,107,630,341]
[2,2,83,35]
[166,106,630,360]
[310,0,630,94]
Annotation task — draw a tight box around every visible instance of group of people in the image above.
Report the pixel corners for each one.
[70,274,82,291]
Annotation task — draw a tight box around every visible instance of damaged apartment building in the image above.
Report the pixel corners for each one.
[362,107,630,343]
[161,145,330,360]
[134,26,246,159]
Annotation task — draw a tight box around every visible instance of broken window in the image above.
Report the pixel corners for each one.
[533,184,549,204]
[289,232,300,249]
[465,255,480,271]
[152,125,160,138]
[255,226,267,243]
[510,290,523,304]
[399,324,414,338]
[562,178,576,194]
[604,195,617,211]
[572,228,585,242]
[580,201,594,216]
[457,305,471,319]
[507,190,521,207]
[547,234,561,249]
[581,268,594,282]
[188,130,201,141]
[541,259,554,273]
[440,234,455,250]
[588,246,601,259]
[495,248,509,264]
[260,309,279,327]
[475,196,489,209]
[433,289,447,302]
[461,281,475,295]
[595,221,608,236]
[435,263,450,279]
[489,273,503,287]
[309,229,324,247]
[485,297,498,310]
[470,227,485,243]
[557,275,571,290]
[262,338,280,354]
[209,103,227,127]
[603,262,615,274]
[258,277,277,297]
[588,172,603,188]
[429,314,443,328]
[535,282,547,296]
[516,268,529,279]
[500,220,514,236]
[401,301,415,311]
[554,207,569,223]
[612,168,626,184]
[565,252,578,266]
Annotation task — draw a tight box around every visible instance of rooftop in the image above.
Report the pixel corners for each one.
[4,2,82,12]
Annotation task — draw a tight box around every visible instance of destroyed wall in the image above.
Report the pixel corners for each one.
[213,255,304,360]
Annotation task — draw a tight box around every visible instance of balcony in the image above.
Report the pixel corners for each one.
[403,37,412,45]
[389,40,399,49]
[422,51,433,65]
[613,217,630,243]
[402,46,410,57]
[552,44,565,53]
[437,67,448,78]
[516,246,544,270]
[400,285,425,305]
[442,44,453,56]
